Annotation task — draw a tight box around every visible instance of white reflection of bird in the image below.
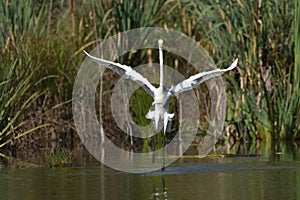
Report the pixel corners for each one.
[84,40,238,134]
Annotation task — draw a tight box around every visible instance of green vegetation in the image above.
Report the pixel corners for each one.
[208,0,299,141]
[0,0,299,158]
[45,148,74,167]
[0,60,49,152]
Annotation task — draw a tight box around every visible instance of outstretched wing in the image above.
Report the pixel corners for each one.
[84,50,156,97]
[171,59,238,94]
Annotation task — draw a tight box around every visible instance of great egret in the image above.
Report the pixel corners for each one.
[84,39,238,134]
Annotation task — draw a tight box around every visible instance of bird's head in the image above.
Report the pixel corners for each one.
[158,39,163,48]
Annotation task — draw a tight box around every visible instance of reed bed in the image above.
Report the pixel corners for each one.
[0,0,298,157]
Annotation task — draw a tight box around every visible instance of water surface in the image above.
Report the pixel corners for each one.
[1,142,300,200]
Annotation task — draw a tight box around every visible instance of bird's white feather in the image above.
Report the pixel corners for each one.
[84,50,156,97]
[172,58,238,94]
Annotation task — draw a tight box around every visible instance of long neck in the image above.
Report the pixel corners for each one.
[159,46,164,89]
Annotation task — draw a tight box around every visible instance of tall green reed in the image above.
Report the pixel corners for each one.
[292,0,300,136]
[193,0,297,140]
[165,0,298,141]
[0,0,86,157]
[0,58,50,156]
[0,0,48,48]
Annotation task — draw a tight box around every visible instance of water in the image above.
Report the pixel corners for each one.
[1,142,300,200]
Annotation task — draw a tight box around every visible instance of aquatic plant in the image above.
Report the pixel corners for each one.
[45,148,74,168]
[219,0,298,140]
[0,0,78,157]
[177,0,298,141]
[0,57,48,156]
[0,0,48,48]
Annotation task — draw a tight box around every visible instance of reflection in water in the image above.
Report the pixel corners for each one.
[0,142,300,200]
[152,176,167,200]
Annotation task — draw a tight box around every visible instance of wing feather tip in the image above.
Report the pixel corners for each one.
[83,50,94,59]
[83,50,88,55]
[229,58,238,70]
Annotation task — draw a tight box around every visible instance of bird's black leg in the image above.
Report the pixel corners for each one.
[161,133,166,172]
[151,134,158,164]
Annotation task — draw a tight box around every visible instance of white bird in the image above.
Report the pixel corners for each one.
[84,39,238,134]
